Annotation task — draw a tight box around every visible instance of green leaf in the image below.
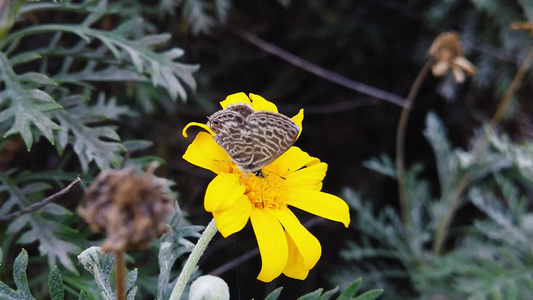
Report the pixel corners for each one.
[0,249,35,300]
[78,247,115,300]
[264,287,283,300]
[353,289,384,300]
[0,174,80,272]
[157,205,204,300]
[337,278,361,300]
[363,154,396,178]
[297,288,322,300]
[78,290,90,300]
[318,286,339,300]
[49,266,65,300]
[0,52,61,149]
[53,95,125,171]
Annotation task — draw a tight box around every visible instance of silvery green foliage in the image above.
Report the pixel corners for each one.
[0,172,81,273]
[0,248,83,300]
[157,205,204,300]
[264,278,383,300]
[159,0,231,35]
[78,247,138,300]
[0,0,197,273]
[337,113,533,299]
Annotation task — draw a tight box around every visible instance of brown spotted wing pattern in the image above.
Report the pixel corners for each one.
[208,103,300,176]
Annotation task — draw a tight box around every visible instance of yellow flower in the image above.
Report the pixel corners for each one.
[182,92,350,282]
[427,32,477,83]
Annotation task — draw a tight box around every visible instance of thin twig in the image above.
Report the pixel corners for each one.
[432,46,533,255]
[395,60,432,227]
[115,251,126,300]
[0,176,82,222]
[229,26,408,108]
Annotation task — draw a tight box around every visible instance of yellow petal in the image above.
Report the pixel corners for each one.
[249,93,278,112]
[283,233,309,280]
[285,162,327,191]
[182,122,214,138]
[291,109,304,140]
[220,92,251,109]
[273,147,320,175]
[212,194,251,237]
[182,132,231,174]
[273,207,321,270]
[205,173,246,212]
[285,190,350,227]
[250,208,288,282]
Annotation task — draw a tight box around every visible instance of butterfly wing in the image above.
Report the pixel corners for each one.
[246,111,300,171]
[208,109,254,167]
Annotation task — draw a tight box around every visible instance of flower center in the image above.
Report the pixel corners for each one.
[237,164,287,210]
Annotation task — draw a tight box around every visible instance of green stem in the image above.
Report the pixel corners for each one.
[169,218,218,300]
[395,60,432,227]
[432,46,533,255]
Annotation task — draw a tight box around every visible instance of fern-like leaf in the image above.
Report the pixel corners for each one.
[0,249,35,300]
[0,52,61,149]
[53,95,126,172]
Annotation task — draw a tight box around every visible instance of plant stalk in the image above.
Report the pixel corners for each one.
[432,46,533,255]
[169,218,218,300]
[115,251,126,300]
[396,60,432,227]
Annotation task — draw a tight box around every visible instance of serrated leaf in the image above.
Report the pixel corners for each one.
[353,289,384,300]
[264,287,283,300]
[318,286,338,300]
[0,52,62,149]
[78,247,115,300]
[49,266,65,300]
[363,154,396,178]
[125,268,138,295]
[423,112,457,190]
[0,174,80,272]
[122,140,153,152]
[78,290,90,300]
[0,249,35,300]
[157,205,204,300]
[53,96,125,171]
[297,288,322,300]
[18,72,56,86]
[9,51,42,65]
[337,278,361,300]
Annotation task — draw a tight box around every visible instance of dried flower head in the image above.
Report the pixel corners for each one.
[510,22,533,35]
[427,32,477,83]
[78,164,175,252]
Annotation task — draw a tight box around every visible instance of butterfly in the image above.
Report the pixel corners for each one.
[207,103,300,177]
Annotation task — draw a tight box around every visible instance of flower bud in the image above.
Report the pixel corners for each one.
[189,275,230,300]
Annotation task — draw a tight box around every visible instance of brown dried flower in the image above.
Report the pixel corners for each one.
[78,165,175,252]
[427,32,477,83]
[510,22,533,35]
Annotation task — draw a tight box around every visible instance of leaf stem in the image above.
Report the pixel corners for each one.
[432,46,533,255]
[396,60,432,227]
[169,218,218,300]
[115,251,126,300]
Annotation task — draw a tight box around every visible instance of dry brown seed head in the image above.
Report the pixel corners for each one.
[78,166,175,252]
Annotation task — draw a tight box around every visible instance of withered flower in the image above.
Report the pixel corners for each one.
[510,22,533,35]
[78,165,175,252]
[427,32,477,83]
